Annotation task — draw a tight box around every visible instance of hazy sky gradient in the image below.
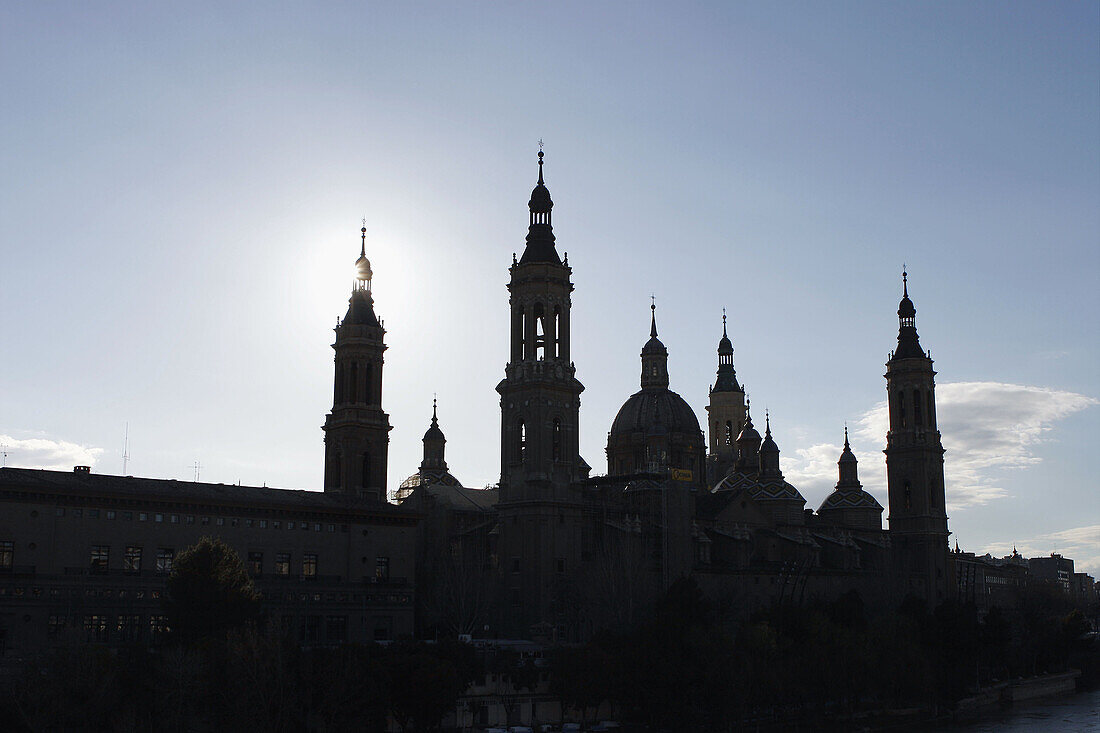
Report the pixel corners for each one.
[2,3,1097,571]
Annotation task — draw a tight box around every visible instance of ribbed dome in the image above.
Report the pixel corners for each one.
[610,388,701,436]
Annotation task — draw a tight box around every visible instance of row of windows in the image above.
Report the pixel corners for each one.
[53,508,348,533]
[3,539,392,584]
[49,614,393,644]
[88,545,175,573]
[3,585,162,600]
[52,614,170,642]
[0,585,409,605]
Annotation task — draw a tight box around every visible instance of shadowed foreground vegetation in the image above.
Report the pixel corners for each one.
[2,542,1095,732]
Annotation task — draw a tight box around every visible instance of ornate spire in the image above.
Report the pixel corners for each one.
[421,397,446,470]
[735,398,762,472]
[759,409,781,476]
[892,269,924,360]
[713,308,740,393]
[640,299,669,389]
[355,222,373,292]
[521,148,560,264]
[836,425,860,489]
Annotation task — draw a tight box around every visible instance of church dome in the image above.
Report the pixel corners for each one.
[610,388,701,437]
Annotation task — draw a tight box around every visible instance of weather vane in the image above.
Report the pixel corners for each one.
[538,138,544,152]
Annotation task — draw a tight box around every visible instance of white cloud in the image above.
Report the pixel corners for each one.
[0,433,103,471]
[983,525,1100,578]
[783,382,1096,512]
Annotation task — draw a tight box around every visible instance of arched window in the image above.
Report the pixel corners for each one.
[364,362,373,405]
[927,392,934,427]
[552,419,562,461]
[361,452,371,489]
[336,363,345,403]
[553,306,561,358]
[913,390,923,426]
[929,479,937,507]
[904,481,912,511]
[724,420,733,446]
[534,304,546,360]
[349,362,359,404]
[897,390,907,429]
[517,420,526,463]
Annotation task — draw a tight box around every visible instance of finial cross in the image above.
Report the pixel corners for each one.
[537,138,544,152]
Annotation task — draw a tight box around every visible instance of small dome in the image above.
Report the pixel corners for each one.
[718,332,732,353]
[529,183,553,213]
[898,294,915,319]
[356,254,372,281]
[737,418,760,443]
[423,422,444,441]
[760,431,778,455]
[642,335,667,356]
[610,388,701,437]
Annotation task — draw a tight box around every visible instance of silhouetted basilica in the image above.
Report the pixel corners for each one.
[388,152,952,641]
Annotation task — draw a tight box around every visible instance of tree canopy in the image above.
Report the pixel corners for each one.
[163,536,262,643]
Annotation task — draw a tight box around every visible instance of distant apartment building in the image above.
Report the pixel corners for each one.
[1028,553,1075,593]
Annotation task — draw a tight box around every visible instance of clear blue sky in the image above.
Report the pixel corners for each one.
[2,2,1097,572]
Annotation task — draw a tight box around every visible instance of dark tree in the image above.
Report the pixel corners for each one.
[164,536,262,643]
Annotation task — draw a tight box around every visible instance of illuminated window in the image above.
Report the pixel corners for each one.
[89,545,109,573]
[124,546,142,573]
[156,548,174,574]
[275,553,290,576]
[303,554,317,578]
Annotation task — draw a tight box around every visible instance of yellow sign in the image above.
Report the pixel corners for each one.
[671,469,693,481]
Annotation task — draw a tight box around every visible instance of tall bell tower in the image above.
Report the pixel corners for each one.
[706,311,746,483]
[885,271,949,603]
[323,226,392,500]
[496,150,585,501]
